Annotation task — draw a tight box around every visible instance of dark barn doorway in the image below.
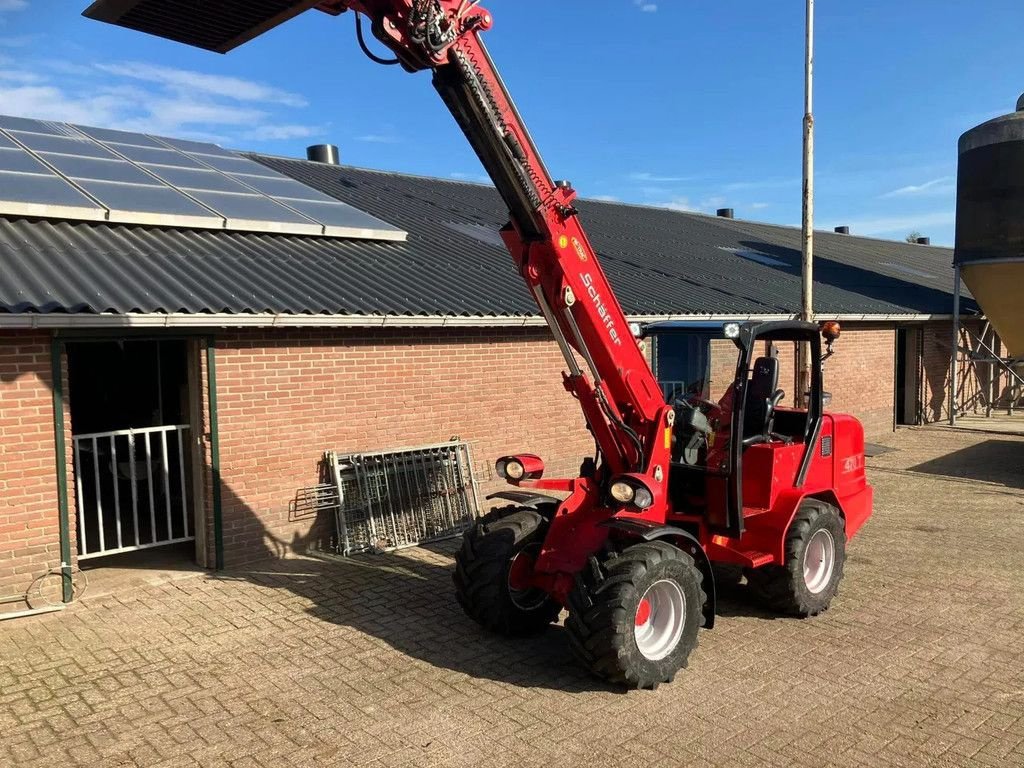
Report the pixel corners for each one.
[66,340,198,565]
[896,327,921,426]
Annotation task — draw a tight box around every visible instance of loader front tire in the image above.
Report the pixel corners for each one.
[453,507,561,636]
[746,499,846,617]
[565,541,705,689]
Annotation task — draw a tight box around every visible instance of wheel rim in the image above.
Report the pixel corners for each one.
[633,579,686,661]
[803,529,836,594]
[507,546,547,611]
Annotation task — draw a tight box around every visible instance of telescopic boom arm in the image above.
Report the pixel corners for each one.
[338,0,672,480]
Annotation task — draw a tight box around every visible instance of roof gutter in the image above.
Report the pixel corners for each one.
[0,311,965,330]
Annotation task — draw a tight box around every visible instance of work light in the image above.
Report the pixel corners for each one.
[495,454,545,481]
[608,474,656,510]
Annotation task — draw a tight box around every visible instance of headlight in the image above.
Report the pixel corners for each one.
[504,460,525,480]
[632,486,654,510]
[609,480,635,503]
[608,473,658,510]
[723,322,741,339]
[495,454,545,481]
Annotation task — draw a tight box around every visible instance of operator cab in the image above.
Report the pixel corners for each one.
[642,320,834,536]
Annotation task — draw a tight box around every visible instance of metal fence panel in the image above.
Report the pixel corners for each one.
[72,424,193,559]
[328,440,481,555]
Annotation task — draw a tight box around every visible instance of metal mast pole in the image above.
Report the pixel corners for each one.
[798,0,815,405]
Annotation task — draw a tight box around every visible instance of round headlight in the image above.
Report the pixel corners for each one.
[504,460,525,480]
[609,480,635,503]
[632,487,654,509]
[723,322,741,339]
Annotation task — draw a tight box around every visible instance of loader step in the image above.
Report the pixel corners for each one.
[745,551,774,568]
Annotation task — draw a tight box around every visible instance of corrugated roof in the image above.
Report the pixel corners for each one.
[0,150,972,321]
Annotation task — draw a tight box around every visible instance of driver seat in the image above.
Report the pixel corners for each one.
[743,356,785,446]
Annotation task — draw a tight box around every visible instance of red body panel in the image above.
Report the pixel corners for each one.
[714,411,873,566]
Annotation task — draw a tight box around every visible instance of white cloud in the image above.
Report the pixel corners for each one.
[842,210,955,237]
[0,0,27,12]
[243,124,324,141]
[628,171,693,183]
[95,61,307,107]
[0,34,35,46]
[449,171,489,183]
[724,177,798,192]
[633,0,657,11]
[0,68,43,84]
[355,133,400,143]
[750,202,770,210]
[0,58,322,144]
[881,176,955,199]
[0,84,137,126]
[590,194,620,202]
[652,197,698,212]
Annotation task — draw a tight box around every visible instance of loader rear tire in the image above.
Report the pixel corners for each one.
[453,507,561,636]
[746,499,846,617]
[565,541,705,689]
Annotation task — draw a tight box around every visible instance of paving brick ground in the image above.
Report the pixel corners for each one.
[2,426,1023,767]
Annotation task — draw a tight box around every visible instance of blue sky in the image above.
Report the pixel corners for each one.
[1,1,1022,245]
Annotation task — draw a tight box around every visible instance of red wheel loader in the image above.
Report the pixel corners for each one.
[84,0,873,688]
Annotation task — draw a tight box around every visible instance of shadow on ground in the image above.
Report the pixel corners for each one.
[218,541,626,694]
[216,511,780,693]
[905,438,1023,489]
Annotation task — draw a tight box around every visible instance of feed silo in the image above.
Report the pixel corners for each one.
[955,94,1024,357]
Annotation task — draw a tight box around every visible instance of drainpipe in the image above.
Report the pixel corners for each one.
[50,336,74,603]
[949,266,961,425]
[206,338,224,570]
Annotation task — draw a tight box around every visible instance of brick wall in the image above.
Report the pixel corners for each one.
[0,333,75,609]
[920,319,991,423]
[715,328,896,438]
[208,328,593,567]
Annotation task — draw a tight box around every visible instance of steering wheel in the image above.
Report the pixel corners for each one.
[670,393,722,466]
[672,392,721,417]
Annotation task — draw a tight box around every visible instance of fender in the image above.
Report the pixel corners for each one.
[599,517,716,629]
[486,490,561,515]
[750,487,850,563]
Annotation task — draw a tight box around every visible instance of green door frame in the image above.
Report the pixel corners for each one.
[50,332,226,600]
[50,337,74,603]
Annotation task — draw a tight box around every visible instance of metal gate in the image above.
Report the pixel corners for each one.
[328,441,481,555]
[72,424,193,559]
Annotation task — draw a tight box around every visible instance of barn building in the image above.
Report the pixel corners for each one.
[0,115,984,611]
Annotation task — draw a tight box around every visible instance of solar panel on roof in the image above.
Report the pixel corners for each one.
[147,165,254,193]
[0,114,407,241]
[115,144,205,167]
[0,116,78,136]
[280,198,399,237]
[76,125,166,148]
[191,193,321,234]
[227,173,323,199]
[80,181,222,224]
[0,171,105,220]
[186,153,273,175]
[44,154,158,185]
[0,147,52,175]
[12,131,116,158]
